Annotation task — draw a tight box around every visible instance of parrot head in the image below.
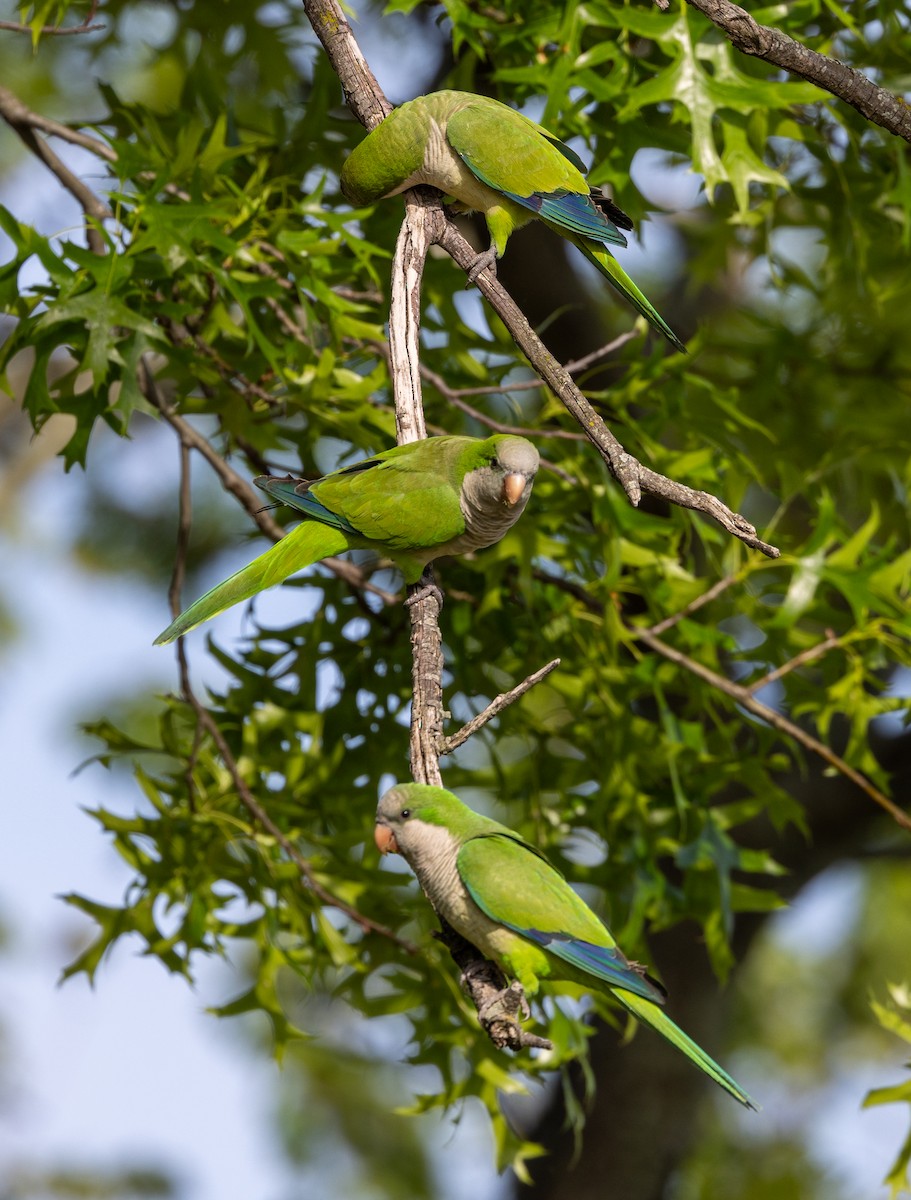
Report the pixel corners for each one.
[485,435,539,507]
[375,783,466,859]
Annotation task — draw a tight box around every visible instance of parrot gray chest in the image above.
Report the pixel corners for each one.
[400,823,501,950]
[391,117,500,215]
[451,468,532,552]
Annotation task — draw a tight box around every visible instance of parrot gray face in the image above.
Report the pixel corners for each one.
[374,785,458,867]
[491,436,540,506]
[374,786,415,856]
[467,435,539,514]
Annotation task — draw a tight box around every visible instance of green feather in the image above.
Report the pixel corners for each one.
[154,522,352,644]
[339,91,684,351]
[155,435,538,644]
[377,784,757,1109]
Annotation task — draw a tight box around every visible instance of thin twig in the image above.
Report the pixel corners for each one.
[170,436,201,812]
[564,330,642,374]
[440,659,561,755]
[631,624,910,832]
[531,563,908,832]
[419,359,586,441]
[141,359,399,605]
[0,83,110,254]
[685,0,911,145]
[0,84,114,159]
[645,573,741,635]
[745,630,842,695]
[0,4,103,37]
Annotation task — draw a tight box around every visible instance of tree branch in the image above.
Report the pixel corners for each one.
[161,406,414,951]
[685,0,911,144]
[436,220,779,558]
[383,128,554,1052]
[532,565,909,833]
[440,658,561,755]
[745,629,842,695]
[0,2,103,37]
[631,623,911,833]
[0,83,110,254]
[141,359,400,605]
[645,573,742,635]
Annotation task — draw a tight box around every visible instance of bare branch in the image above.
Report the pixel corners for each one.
[532,563,908,832]
[300,0,390,127]
[745,629,842,695]
[0,83,110,253]
[440,659,562,755]
[141,360,400,605]
[0,84,114,159]
[645,573,742,636]
[685,0,911,144]
[418,358,586,441]
[389,190,436,443]
[564,330,642,374]
[434,219,780,559]
[632,624,911,833]
[0,3,104,37]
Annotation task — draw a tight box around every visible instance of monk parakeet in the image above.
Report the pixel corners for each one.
[155,434,538,644]
[375,783,756,1108]
[340,90,684,352]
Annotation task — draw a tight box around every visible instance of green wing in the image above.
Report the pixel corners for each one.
[458,833,664,1003]
[304,438,469,552]
[459,831,757,1108]
[447,101,627,247]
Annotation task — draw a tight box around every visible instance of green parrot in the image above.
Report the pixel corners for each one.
[155,434,539,645]
[340,90,684,352]
[375,783,756,1108]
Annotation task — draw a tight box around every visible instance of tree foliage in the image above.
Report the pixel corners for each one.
[2,0,910,1193]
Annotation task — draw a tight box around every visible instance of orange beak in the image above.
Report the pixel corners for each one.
[374,823,398,855]
[502,472,526,506]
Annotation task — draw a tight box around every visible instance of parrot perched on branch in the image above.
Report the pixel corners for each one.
[375,783,756,1108]
[340,90,685,352]
[155,434,539,645]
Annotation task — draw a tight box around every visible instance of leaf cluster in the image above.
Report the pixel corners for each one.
[2,0,911,1183]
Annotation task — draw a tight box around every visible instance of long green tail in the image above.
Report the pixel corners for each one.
[154,522,352,644]
[564,231,687,353]
[615,989,758,1109]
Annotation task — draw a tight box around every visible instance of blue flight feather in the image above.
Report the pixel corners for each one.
[255,475,361,536]
[520,927,667,1004]
[451,139,628,247]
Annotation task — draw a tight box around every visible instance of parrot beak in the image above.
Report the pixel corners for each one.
[502,472,526,506]
[374,823,398,855]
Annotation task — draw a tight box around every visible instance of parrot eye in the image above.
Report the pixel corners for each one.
[400,808,412,819]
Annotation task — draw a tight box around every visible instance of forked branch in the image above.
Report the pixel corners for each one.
[302,0,779,558]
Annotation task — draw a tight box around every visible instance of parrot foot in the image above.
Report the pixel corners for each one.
[474,981,552,1052]
[477,979,531,1024]
[466,246,498,285]
[406,573,444,611]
